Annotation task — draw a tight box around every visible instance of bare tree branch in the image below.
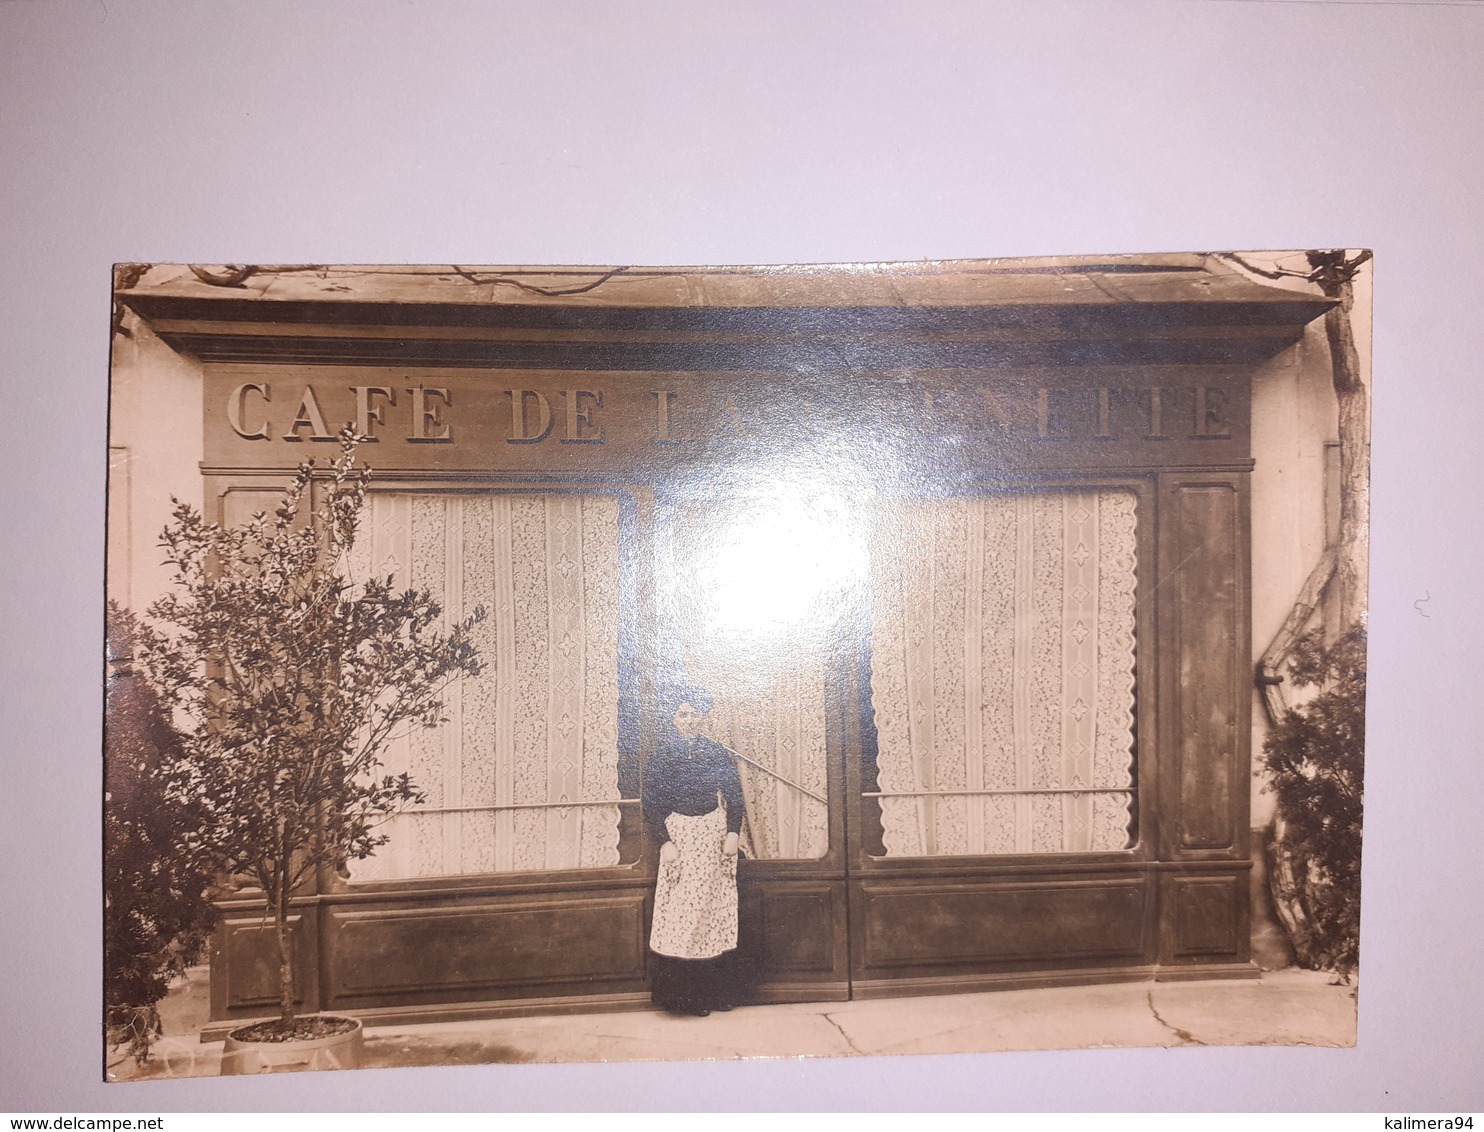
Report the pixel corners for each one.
[448,263,633,297]
[1216,252,1313,281]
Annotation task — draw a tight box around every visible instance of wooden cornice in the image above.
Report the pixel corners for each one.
[117,258,1334,371]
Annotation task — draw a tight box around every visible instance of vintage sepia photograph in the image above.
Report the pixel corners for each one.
[103,251,1370,1081]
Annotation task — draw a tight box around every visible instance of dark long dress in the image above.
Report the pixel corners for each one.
[642,732,747,1013]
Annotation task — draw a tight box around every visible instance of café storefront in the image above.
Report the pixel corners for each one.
[116,258,1333,1027]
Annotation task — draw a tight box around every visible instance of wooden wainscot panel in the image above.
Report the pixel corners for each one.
[1163,874,1246,962]
[751,885,840,976]
[1169,481,1241,853]
[219,486,292,529]
[324,893,648,1004]
[214,911,316,1015]
[859,878,1150,971]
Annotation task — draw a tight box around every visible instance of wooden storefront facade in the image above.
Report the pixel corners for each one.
[117,258,1332,1027]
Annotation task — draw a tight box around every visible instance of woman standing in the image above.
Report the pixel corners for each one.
[643,687,746,1016]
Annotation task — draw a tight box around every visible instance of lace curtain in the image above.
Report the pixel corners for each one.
[666,501,831,861]
[869,490,1137,856]
[348,493,622,879]
[686,652,830,860]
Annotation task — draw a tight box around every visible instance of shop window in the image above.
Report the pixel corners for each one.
[348,492,630,879]
[679,651,830,861]
[660,495,838,860]
[865,489,1137,856]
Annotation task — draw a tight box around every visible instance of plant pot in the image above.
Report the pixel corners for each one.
[220,1015,364,1075]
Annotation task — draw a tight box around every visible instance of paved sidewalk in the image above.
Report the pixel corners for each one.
[108,966,1356,1081]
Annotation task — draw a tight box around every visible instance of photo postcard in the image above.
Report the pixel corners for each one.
[103,252,1370,1079]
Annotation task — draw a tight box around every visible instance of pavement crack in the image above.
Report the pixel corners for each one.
[821,1011,865,1056]
[1147,991,1207,1046]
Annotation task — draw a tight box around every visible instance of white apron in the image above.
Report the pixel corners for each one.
[649,797,739,960]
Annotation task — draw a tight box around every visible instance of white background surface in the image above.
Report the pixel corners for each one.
[2,0,1480,1112]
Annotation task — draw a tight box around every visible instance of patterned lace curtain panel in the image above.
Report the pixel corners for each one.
[687,652,831,860]
[869,490,1137,856]
[348,493,623,880]
[669,500,830,861]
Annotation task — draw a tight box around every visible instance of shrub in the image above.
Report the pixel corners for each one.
[104,601,218,1064]
[1262,624,1366,979]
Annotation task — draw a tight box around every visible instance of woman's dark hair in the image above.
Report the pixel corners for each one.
[659,683,713,718]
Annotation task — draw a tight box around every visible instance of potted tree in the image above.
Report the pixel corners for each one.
[135,431,484,1073]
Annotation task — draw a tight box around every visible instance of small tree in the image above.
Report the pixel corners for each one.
[1227,250,1371,977]
[136,432,484,1032]
[1261,625,1366,980]
[105,601,219,1064]
[1222,249,1371,629]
